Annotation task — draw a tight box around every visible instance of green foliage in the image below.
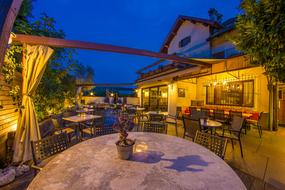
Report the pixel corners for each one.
[2,0,95,121]
[208,8,223,23]
[3,46,22,84]
[232,0,285,83]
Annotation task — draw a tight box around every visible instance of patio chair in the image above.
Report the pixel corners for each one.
[220,116,245,158]
[31,133,70,173]
[52,117,75,142]
[200,108,211,118]
[247,112,263,138]
[194,131,227,159]
[81,117,104,138]
[137,113,149,131]
[143,121,167,134]
[229,110,246,134]
[166,112,180,136]
[189,106,197,113]
[182,115,200,140]
[94,125,117,137]
[213,109,228,124]
[149,113,165,122]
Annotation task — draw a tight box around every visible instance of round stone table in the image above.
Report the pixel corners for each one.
[27,132,246,190]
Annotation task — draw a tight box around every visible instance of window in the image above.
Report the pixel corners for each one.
[179,36,191,48]
[141,85,168,111]
[206,80,254,107]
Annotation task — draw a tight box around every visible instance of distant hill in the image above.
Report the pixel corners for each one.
[83,86,136,97]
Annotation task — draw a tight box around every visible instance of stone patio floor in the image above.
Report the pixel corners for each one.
[2,122,285,190]
[168,123,285,190]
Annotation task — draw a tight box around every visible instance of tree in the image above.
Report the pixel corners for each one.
[232,0,285,130]
[208,8,223,23]
[3,0,92,120]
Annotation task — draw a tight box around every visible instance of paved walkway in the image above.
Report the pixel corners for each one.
[2,118,285,190]
[167,123,285,190]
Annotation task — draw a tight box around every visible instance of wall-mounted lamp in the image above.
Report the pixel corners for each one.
[8,32,16,45]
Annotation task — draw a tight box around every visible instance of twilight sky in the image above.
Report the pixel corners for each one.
[33,0,241,84]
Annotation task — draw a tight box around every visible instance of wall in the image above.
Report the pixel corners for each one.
[176,81,196,107]
[211,30,237,56]
[168,21,211,58]
[0,72,21,162]
[82,96,139,105]
[195,66,268,112]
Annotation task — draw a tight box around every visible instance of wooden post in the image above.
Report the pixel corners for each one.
[0,0,23,68]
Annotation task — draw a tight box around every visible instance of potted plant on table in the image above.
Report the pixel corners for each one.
[113,115,135,160]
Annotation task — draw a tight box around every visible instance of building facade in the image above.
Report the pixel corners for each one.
[136,16,276,121]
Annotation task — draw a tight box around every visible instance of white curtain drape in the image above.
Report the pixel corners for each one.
[13,44,53,163]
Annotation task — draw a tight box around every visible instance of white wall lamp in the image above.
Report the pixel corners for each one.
[8,32,16,45]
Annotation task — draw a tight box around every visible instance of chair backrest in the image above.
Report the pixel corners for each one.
[194,131,227,159]
[258,112,268,129]
[229,111,242,119]
[176,107,182,119]
[182,116,200,139]
[31,133,69,165]
[126,108,136,115]
[200,108,210,117]
[149,114,165,122]
[39,119,55,138]
[214,109,225,120]
[94,125,117,137]
[230,116,245,132]
[143,122,167,134]
[190,107,198,116]
[94,117,104,127]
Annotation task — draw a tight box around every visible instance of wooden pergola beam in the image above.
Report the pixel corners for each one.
[136,59,165,74]
[12,34,211,67]
[0,0,23,68]
[77,83,135,87]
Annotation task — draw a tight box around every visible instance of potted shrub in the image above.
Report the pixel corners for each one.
[113,115,135,160]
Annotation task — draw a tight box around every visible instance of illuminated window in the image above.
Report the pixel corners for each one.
[206,80,254,107]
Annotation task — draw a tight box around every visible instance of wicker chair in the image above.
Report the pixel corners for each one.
[31,133,70,172]
[143,122,167,134]
[194,131,227,159]
[182,116,200,140]
[221,116,245,157]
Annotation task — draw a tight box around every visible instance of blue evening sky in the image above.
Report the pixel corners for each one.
[33,0,241,84]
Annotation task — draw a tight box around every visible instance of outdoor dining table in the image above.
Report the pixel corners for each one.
[27,132,246,190]
[200,119,223,135]
[76,108,94,115]
[63,114,102,140]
